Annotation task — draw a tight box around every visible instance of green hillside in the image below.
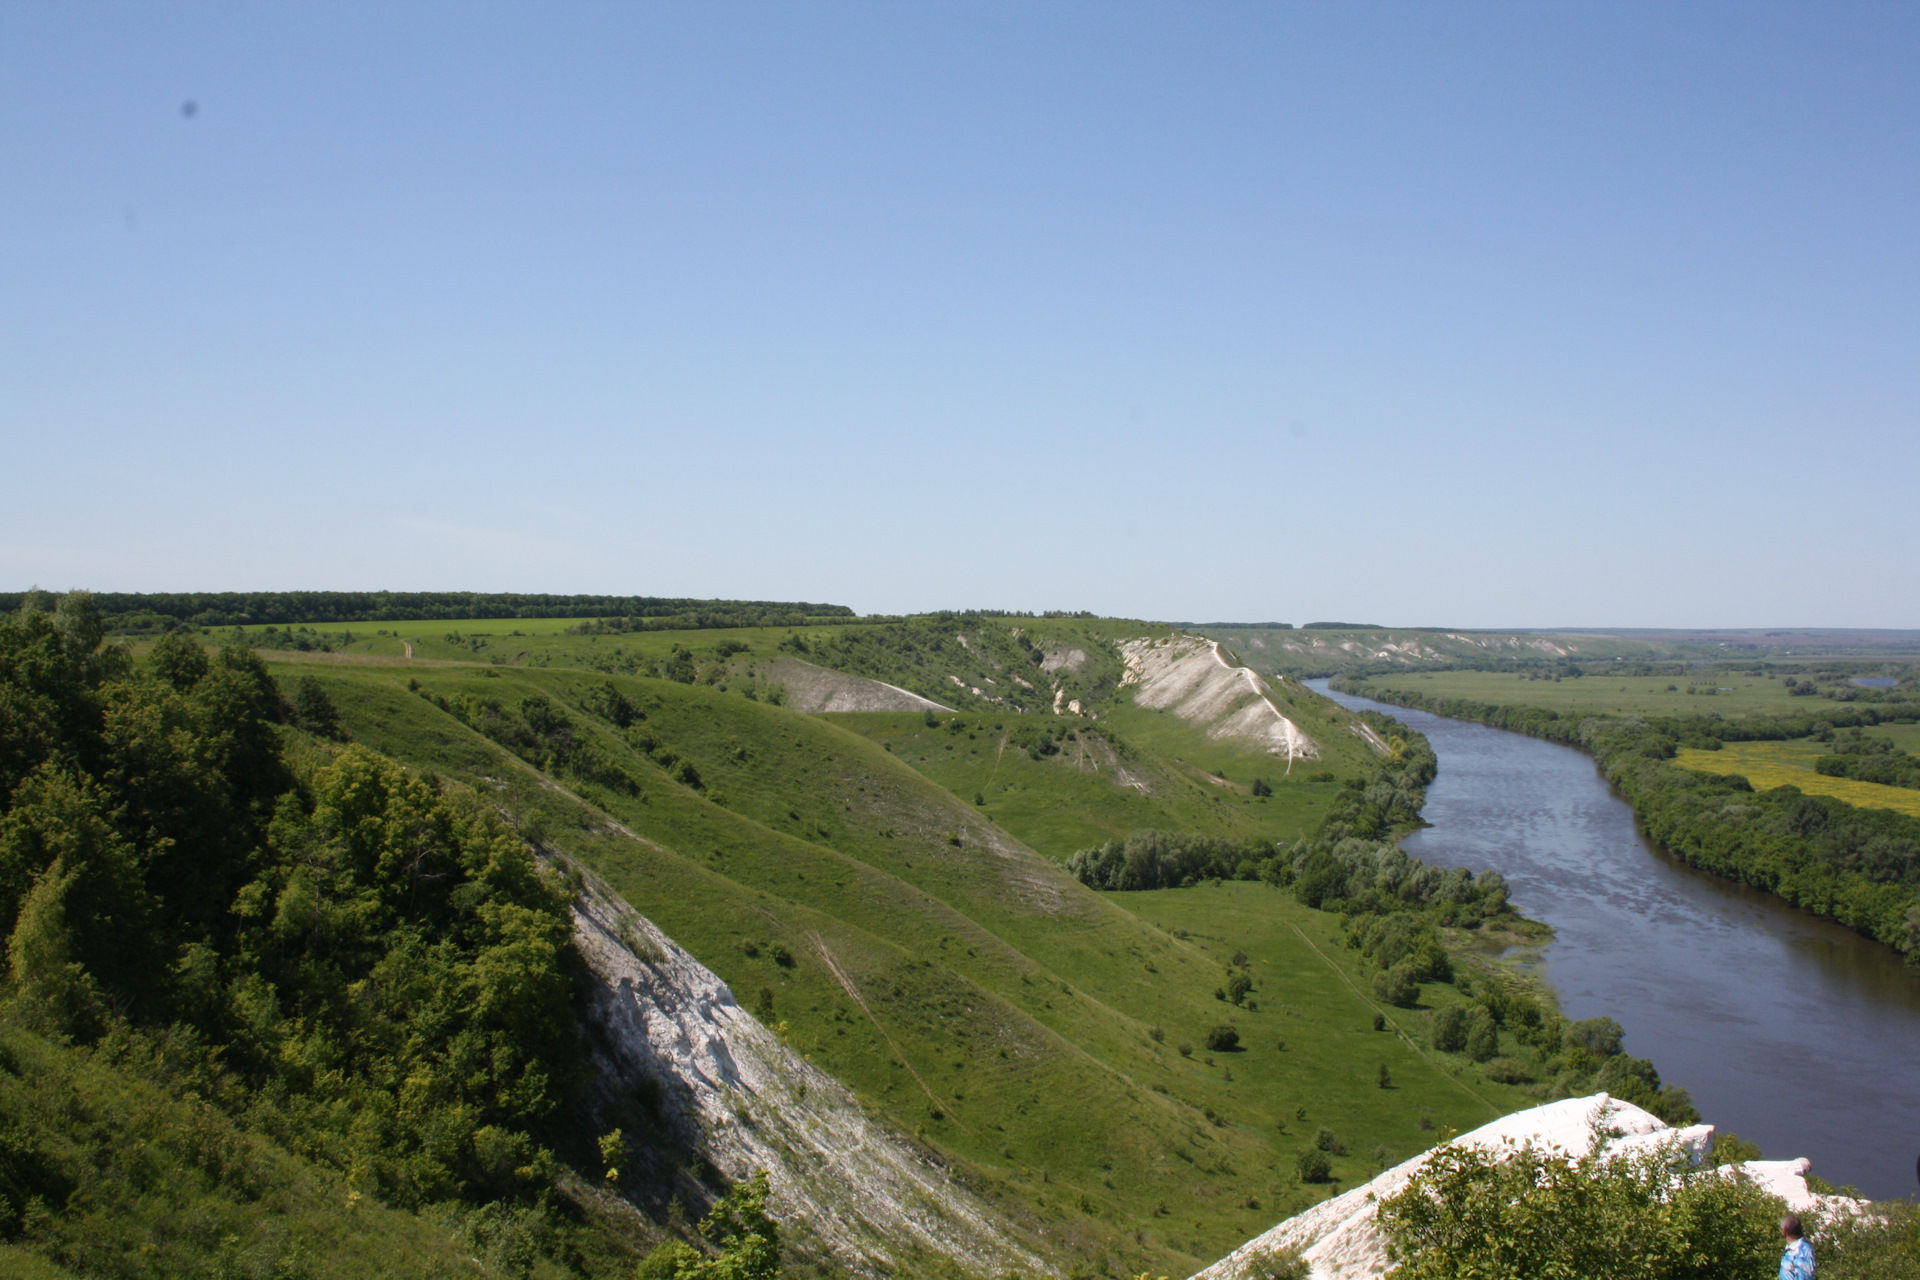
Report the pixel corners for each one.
[292,655,1538,1274]
[5,598,1630,1279]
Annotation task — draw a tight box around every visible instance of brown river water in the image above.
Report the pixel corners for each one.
[1313,680,1920,1199]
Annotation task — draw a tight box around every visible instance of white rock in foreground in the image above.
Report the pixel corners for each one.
[1190,1094,1851,1280]
[571,876,1049,1278]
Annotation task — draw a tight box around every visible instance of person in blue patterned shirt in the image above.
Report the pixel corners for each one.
[1779,1213,1814,1279]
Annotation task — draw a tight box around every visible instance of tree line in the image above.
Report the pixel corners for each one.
[0,589,854,632]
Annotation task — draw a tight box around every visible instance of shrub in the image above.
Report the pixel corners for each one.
[1431,1004,1467,1053]
[1295,1147,1333,1184]
[1204,1024,1241,1053]
[1464,1008,1499,1062]
[1378,1126,1783,1279]
[1377,1064,1392,1089]
[1372,964,1420,1008]
[1313,1127,1344,1154]
[1239,1243,1309,1279]
[1482,1057,1534,1084]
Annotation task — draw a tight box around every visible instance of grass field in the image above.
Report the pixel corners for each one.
[1356,669,1819,717]
[261,648,1534,1275]
[1676,742,1920,818]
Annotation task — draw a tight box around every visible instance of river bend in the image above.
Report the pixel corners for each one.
[1313,680,1920,1199]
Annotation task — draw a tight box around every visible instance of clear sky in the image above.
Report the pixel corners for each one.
[4,3,1916,626]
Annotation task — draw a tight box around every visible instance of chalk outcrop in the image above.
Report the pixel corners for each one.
[1119,635,1323,764]
[570,877,1048,1278]
[763,657,954,714]
[1190,1094,1852,1280]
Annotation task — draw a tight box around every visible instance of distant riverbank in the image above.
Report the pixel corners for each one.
[1312,680,1920,1199]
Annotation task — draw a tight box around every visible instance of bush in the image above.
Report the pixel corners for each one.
[1313,1127,1344,1154]
[1431,1004,1467,1053]
[1372,964,1420,1008]
[1378,1126,1784,1279]
[1296,1147,1333,1183]
[1814,1197,1920,1278]
[1464,1008,1499,1062]
[1482,1057,1533,1084]
[1204,1024,1241,1052]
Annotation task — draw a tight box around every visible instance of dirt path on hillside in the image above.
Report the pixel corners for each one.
[402,638,414,658]
[811,933,970,1133]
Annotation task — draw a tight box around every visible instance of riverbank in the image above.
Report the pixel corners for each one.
[1315,680,1920,1199]
[1332,677,1920,961]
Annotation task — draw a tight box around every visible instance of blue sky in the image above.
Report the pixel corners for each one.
[4,3,1915,625]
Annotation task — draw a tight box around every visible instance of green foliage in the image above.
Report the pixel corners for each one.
[1203,1024,1240,1052]
[0,597,590,1273]
[637,1172,781,1279]
[1378,1128,1786,1279]
[1294,1147,1332,1183]
[1066,830,1274,891]
[1814,1198,1920,1279]
[290,674,346,739]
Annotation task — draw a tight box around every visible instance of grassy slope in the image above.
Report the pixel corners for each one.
[1677,742,1920,818]
[277,653,1534,1276]
[825,713,1336,860]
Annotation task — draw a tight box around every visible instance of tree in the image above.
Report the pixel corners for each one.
[290,675,345,739]
[1465,1008,1499,1062]
[1204,1024,1241,1052]
[1430,1004,1467,1053]
[1372,963,1419,1008]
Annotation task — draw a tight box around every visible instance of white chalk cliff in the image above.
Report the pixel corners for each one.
[570,875,1049,1278]
[1119,635,1323,764]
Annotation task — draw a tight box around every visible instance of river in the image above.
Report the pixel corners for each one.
[1312,680,1920,1200]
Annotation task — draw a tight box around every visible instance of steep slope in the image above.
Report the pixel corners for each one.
[572,871,1048,1277]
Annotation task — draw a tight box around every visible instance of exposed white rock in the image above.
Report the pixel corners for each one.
[1189,1094,1856,1280]
[571,876,1050,1278]
[1118,635,1323,764]
[764,657,953,713]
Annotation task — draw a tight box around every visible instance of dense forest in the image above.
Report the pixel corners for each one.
[1334,682,1920,961]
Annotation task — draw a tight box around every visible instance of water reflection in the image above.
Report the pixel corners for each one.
[1312,681,1920,1199]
